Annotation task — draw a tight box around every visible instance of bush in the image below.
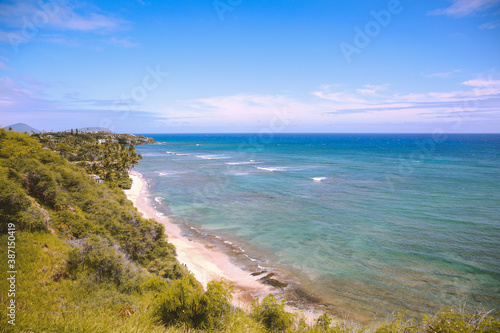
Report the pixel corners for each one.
[252,294,295,332]
[67,235,146,291]
[154,277,233,330]
[0,167,48,233]
[422,309,500,333]
[315,313,333,331]
[374,311,418,333]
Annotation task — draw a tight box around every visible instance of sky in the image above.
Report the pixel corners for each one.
[0,0,499,133]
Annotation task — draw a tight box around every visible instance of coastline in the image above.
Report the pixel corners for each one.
[124,170,315,316]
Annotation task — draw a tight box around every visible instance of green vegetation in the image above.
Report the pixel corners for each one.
[252,295,295,331]
[1,128,499,332]
[153,277,233,330]
[32,130,153,189]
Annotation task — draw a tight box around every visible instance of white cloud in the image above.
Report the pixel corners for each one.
[462,77,500,87]
[429,0,500,17]
[0,0,129,33]
[158,75,500,130]
[311,90,367,104]
[312,76,500,122]
[356,84,388,96]
[3,72,500,132]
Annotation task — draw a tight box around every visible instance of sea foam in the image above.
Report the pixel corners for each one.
[256,166,287,172]
[312,177,327,182]
[196,154,228,160]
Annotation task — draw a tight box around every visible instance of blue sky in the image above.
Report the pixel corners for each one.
[1,0,499,133]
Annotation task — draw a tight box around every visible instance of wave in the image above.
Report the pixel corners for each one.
[312,177,327,182]
[225,161,258,165]
[196,154,229,160]
[245,254,258,262]
[256,166,287,172]
[157,171,183,177]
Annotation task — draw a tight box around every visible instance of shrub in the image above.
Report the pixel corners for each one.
[252,294,295,332]
[201,279,234,329]
[140,276,169,293]
[154,277,233,330]
[374,311,418,333]
[422,309,500,333]
[315,313,333,331]
[67,235,145,291]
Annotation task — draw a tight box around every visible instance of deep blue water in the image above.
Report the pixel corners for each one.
[134,134,500,318]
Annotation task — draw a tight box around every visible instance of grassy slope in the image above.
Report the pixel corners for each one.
[0,231,174,333]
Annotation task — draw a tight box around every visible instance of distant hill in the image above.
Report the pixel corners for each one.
[77,127,112,133]
[3,123,41,134]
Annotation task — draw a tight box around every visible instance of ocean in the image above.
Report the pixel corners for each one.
[133,133,500,319]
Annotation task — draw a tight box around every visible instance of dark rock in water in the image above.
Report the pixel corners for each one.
[287,286,323,304]
[251,270,267,276]
[259,273,288,288]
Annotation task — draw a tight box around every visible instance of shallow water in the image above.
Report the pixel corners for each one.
[134,133,500,319]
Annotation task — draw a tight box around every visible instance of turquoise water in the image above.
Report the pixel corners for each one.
[134,134,500,319]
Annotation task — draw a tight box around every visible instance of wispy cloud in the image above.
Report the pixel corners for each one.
[107,37,139,48]
[479,20,500,29]
[356,84,388,96]
[0,76,50,113]
[0,0,129,33]
[0,56,13,71]
[3,71,500,132]
[428,0,500,17]
[312,75,500,123]
[36,33,80,46]
[0,0,131,53]
[422,69,461,78]
[462,77,500,87]
[158,75,500,129]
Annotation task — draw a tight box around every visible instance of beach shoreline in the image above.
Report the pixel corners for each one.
[124,170,320,322]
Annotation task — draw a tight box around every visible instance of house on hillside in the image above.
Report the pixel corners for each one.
[90,174,104,184]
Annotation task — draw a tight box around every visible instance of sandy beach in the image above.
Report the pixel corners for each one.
[124,170,276,310]
[123,170,321,324]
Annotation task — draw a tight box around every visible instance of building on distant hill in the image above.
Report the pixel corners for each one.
[78,127,112,133]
